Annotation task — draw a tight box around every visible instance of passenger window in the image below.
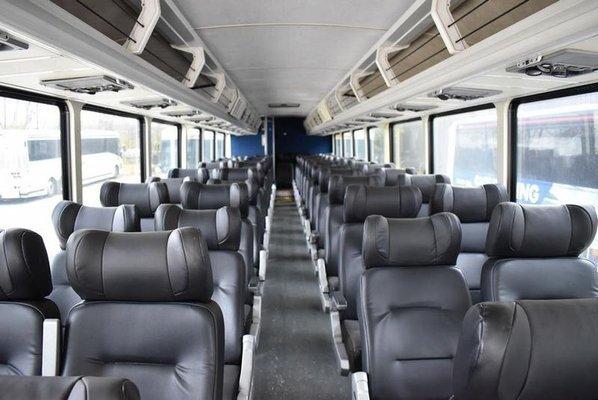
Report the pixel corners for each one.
[343,131,353,157]
[203,130,215,161]
[368,126,386,164]
[215,132,225,159]
[186,128,200,168]
[392,120,426,173]
[81,110,142,205]
[516,92,598,261]
[334,133,342,155]
[433,108,498,186]
[353,129,366,160]
[225,134,232,158]
[0,95,64,255]
[150,121,179,178]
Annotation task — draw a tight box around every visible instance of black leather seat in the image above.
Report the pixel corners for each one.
[168,167,209,183]
[100,181,168,231]
[453,298,598,400]
[62,228,224,400]
[155,205,247,400]
[0,376,140,400]
[50,201,140,321]
[481,203,598,301]
[0,228,59,376]
[358,213,470,399]
[398,174,451,216]
[430,183,508,303]
[149,177,198,204]
[335,185,422,371]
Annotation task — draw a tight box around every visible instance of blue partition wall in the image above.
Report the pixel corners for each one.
[231,133,265,157]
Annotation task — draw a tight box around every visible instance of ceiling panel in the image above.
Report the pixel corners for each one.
[173,0,417,115]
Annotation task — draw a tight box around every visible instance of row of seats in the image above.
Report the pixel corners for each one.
[0,156,276,400]
[293,154,598,399]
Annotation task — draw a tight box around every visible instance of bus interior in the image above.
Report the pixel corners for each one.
[1,1,598,399]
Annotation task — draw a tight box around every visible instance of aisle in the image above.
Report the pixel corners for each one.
[252,197,351,399]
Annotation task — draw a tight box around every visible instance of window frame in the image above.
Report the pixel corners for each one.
[509,82,598,202]
[82,104,146,183]
[429,103,497,179]
[0,86,71,199]
[150,118,182,172]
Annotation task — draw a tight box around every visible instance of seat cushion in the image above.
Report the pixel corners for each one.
[342,319,361,371]
[223,364,240,400]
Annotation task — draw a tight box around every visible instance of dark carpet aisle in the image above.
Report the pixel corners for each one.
[252,197,351,399]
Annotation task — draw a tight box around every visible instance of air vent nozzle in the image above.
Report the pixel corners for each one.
[123,98,177,110]
[428,87,502,101]
[506,49,598,78]
[0,31,28,51]
[41,75,133,95]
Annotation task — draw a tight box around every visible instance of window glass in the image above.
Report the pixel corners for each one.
[343,131,353,157]
[225,134,232,158]
[433,108,498,186]
[368,127,386,164]
[81,110,141,205]
[215,132,225,159]
[150,122,178,178]
[334,133,342,156]
[516,91,598,261]
[353,129,366,160]
[203,130,215,161]
[0,96,63,256]
[392,120,426,173]
[186,128,200,168]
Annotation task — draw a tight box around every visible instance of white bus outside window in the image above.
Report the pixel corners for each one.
[203,130,215,161]
[186,127,200,168]
[433,108,498,187]
[368,126,386,164]
[392,120,426,173]
[151,121,179,178]
[81,110,141,205]
[0,95,64,256]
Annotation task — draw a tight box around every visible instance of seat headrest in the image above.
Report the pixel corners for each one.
[0,228,52,300]
[362,213,461,268]
[430,183,508,223]
[344,185,422,223]
[402,174,451,202]
[52,201,140,250]
[180,181,249,218]
[66,228,213,302]
[155,205,241,251]
[100,182,167,218]
[218,167,248,181]
[383,168,418,186]
[318,168,354,194]
[329,175,383,205]
[453,299,598,400]
[149,177,195,204]
[486,203,597,258]
[168,168,201,180]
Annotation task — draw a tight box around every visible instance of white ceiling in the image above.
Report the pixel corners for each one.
[174,0,417,116]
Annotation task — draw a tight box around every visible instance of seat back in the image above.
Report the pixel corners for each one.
[155,205,245,365]
[0,376,140,400]
[50,201,139,320]
[0,228,59,376]
[314,167,353,247]
[339,185,422,320]
[399,174,451,216]
[453,298,598,400]
[360,214,470,399]
[430,183,508,303]
[62,228,224,400]
[325,175,382,280]
[481,203,598,301]
[100,181,168,231]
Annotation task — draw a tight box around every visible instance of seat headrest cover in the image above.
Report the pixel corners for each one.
[486,203,597,258]
[52,201,140,250]
[100,182,167,218]
[453,299,598,400]
[430,183,508,223]
[329,175,383,205]
[344,185,422,223]
[318,168,354,194]
[362,213,461,268]
[218,167,250,181]
[168,168,197,179]
[180,181,248,217]
[0,228,52,300]
[402,174,451,202]
[151,178,195,204]
[155,205,241,251]
[66,228,213,301]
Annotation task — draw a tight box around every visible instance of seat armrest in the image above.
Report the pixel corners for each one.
[351,372,370,400]
[42,319,61,376]
[248,276,263,295]
[331,291,348,311]
[237,335,255,400]
[309,231,318,244]
[258,249,268,281]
